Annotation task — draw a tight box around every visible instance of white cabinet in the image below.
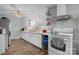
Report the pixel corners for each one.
[21,32,31,42]
[21,32,25,39]
[25,33,30,42]
[0,35,5,54]
[21,32,42,48]
[30,34,42,48]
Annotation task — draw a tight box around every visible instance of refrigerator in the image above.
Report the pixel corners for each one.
[0,17,11,50]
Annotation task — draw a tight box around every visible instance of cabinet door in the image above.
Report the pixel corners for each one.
[29,33,34,43]
[21,32,42,48]
[30,34,37,46]
[23,33,30,42]
[31,34,42,48]
[21,32,25,39]
[25,33,31,42]
[21,32,30,42]
[35,34,42,48]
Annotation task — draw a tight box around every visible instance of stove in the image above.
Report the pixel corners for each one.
[48,27,73,55]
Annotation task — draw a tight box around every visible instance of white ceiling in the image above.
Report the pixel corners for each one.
[0,4,56,16]
[0,4,55,11]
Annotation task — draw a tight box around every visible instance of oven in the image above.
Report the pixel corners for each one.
[51,35,66,52]
[48,28,73,55]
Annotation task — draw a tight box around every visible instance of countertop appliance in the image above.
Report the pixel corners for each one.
[48,27,73,55]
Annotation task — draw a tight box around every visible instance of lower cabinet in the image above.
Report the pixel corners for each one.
[21,32,42,48]
[30,34,42,48]
[21,32,31,42]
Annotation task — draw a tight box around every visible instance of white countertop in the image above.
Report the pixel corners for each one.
[22,31,52,35]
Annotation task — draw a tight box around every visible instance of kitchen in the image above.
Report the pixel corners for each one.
[0,4,79,55]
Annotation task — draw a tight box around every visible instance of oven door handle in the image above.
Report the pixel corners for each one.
[64,38,70,41]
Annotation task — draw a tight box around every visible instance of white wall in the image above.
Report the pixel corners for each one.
[49,5,57,17]
[0,4,56,40]
[23,7,48,28]
[0,11,23,39]
[56,4,79,27]
[0,7,48,39]
[57,4,67,16]
[67,5,79,15]
[53,4,73,28]
[67,4,79,42]
[48,5,57,27]
[67,4,79,29]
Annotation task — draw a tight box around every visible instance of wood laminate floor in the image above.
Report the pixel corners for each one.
[3,39,48,55]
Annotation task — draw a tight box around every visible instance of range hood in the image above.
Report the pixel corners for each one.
[55,15,71,21]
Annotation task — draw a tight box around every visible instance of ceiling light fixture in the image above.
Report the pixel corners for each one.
[10,4,24,17]
[15,10,25,18]
[16,11,21,17]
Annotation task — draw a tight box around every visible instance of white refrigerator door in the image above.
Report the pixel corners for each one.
[0,35,5,54]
